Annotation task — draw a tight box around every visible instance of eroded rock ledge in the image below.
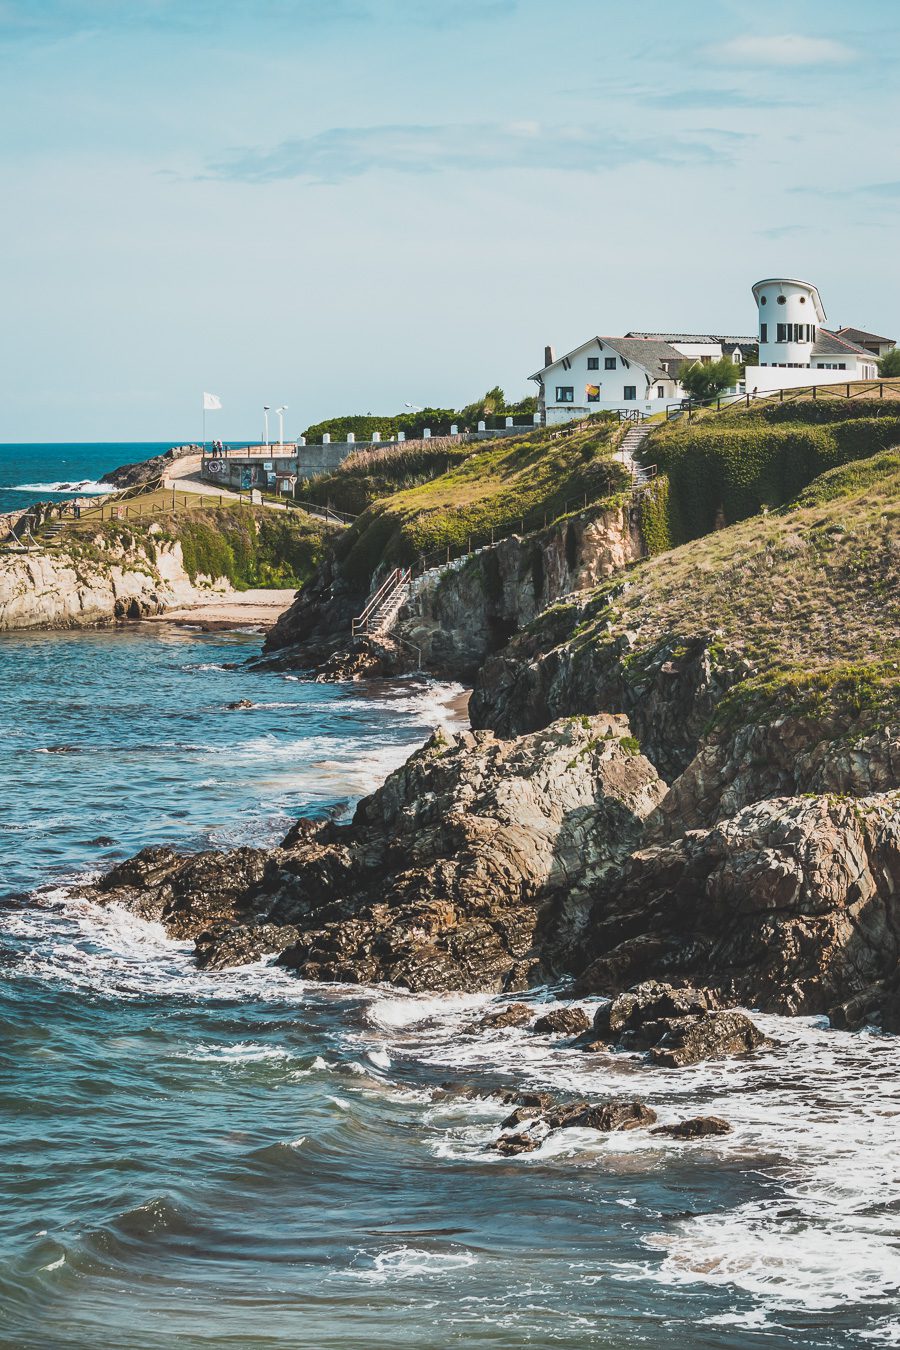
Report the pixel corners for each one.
[81,714,665,992]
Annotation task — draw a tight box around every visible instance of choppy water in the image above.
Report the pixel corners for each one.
[0,443,178,515]
[1,627,898,1349]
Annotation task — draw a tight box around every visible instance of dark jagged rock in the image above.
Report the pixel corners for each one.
[313,637,408,683]
[492,1131,541,1156]
[648,1011,772,1068]
[575,794,900,1016]
[475,1003,534,1031]
[542,1099,656,1131]
[592,982,720,1039]
[79,715,664,993]
[652,1116,732,1139]
[532,1006,591,1036]
[226,699,254,710]
[490,1097,656,1152]
[583,982,770,1067]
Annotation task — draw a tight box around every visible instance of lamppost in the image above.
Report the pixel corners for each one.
[263,405,270,447]
[275,405,288,447]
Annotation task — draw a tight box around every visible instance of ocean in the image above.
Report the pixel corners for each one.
[0,443,184,516]
[0,539,898,1345]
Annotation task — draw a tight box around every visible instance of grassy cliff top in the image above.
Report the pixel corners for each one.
[50,500,338,591]
[556,447,900,684]
[335,419,630,585]
[639,397,900,548]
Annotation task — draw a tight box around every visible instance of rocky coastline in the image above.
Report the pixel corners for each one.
[68,434,900,1097]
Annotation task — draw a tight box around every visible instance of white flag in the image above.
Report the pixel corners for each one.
[203,392,222,411]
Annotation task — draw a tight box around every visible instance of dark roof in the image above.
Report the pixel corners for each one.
[626,332,757,346]
[834,326,895,346]
[597,337,684,381]
[811,329,879,359]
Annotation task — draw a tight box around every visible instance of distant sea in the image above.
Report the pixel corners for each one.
[0,443,181,515]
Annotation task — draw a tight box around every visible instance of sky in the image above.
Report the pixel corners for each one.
[1,0,899,442]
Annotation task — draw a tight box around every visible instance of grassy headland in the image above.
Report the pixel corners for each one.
[641,399,900,549]
[51,499,338,590]
[329,419,630,586]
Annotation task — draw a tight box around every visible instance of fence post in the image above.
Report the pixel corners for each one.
[847,383,850,398]
[813,387,817,400]
[880,383,884,399]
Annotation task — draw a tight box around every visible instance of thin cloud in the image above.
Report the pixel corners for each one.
[710,34,859,67]
[204,121,732,185]
[646,87,797,110]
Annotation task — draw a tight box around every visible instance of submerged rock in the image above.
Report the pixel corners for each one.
[489,1097,656,1153]
[651,1116,732,1139]
[474,1003,534,1031]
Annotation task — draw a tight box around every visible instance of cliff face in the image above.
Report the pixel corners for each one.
[0,535,230,631]
[261,501,641,679]
[395,504,642,680]
[72,447,900,1030]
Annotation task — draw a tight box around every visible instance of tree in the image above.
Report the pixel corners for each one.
[679,357,743,403]
[878,347,900,377]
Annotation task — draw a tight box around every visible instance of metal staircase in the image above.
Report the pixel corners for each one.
[616,423,657,493]
[351,567,412,638]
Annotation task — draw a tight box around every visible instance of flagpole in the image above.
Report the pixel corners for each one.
[202,396,206,455]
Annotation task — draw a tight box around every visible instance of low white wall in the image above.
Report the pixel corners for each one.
[744,366,865,393]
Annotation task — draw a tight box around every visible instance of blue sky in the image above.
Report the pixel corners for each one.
[1,0,898,441]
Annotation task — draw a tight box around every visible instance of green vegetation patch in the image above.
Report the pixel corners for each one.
[335,420,630,586]
[300,441,476,515]
[54,504,335,591]
[648,405,900,542]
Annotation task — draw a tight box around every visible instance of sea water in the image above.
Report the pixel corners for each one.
[1,626,898,1349]
[0,442,186,516]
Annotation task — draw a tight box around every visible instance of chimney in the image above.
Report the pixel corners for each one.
[544,344,555,367]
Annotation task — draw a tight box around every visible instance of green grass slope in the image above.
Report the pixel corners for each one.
[53,503,337,590]
[642,399,900,549]
[333,420,630,586]
[547,446,900,718]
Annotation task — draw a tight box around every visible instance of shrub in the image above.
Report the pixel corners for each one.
[650,412,900,540]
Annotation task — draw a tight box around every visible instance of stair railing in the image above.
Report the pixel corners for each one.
[351,567,411,636]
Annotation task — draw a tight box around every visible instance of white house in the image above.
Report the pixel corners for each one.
[530,333,756,424]
[745,277,883,392]
[531,277,894,422]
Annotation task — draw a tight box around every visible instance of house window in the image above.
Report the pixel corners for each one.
[657,386,665,398]
[760,323,767,343]
[604,357,617,370]
[587,357,599,370]
[623,386,637,401]
[586,385,600,403]
[555,386,574,403]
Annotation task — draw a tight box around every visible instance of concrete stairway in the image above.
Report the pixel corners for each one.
[617,423,656,491]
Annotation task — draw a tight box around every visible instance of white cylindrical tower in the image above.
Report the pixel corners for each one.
[752,278,826,367]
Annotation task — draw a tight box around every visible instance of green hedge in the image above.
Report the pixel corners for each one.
[651,414,900,540]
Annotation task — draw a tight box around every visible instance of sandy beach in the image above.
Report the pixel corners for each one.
[148,588,297,631]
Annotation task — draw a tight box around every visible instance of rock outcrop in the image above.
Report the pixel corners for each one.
[575,793,900,1016]
[258,502,641,680]
[81,714,666,992]
[0,533,231,631]
[394,504,642,681]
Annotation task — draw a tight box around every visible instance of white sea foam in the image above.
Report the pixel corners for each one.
[348,1246,478,1284]
[10,479,113,495]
